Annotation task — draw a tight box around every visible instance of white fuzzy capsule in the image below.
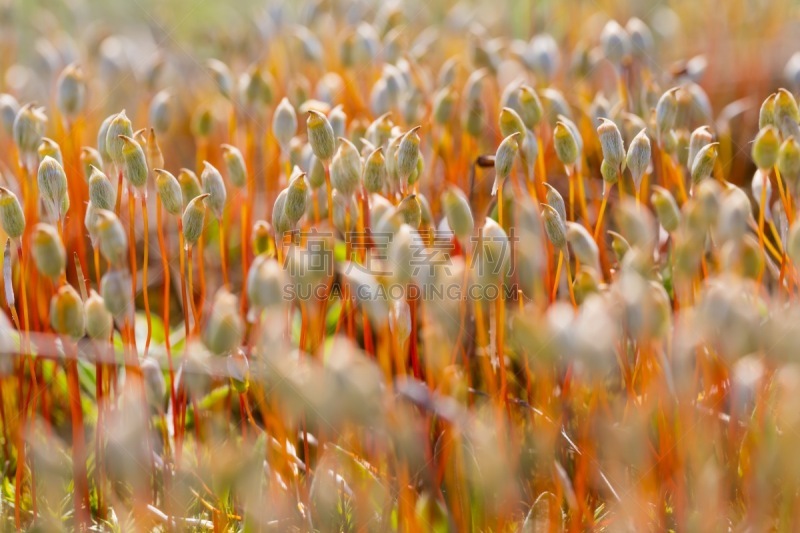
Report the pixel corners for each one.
[85,289,113,340]
[363,147,386,194]
[566,222,599,270]
[50,285,84,339]
[528,34,561,81]
[56,63,86,119]
[544,183,566,223]
[105,110,133,167]
[596,118,625,169]
[207,59,233,98]
[369,79,391,117]
[178,168,202,208]
[84,201,100,244]
[308,154,326,189]
[38,137,63,166]
[601,159,620,185]
[553,121,579,166]
[329,105,347,139]
[397,126,421,184]
[96,114,114,166]
[101,269,132,321]
[650,185,681,233]
[118,135,148,191]
[626,18,654,58]
[0,187,25,239]
[655,88,679,138]
[246,255,286,313]
[94,209,128,265]
[307,109,336,162]
[31,223,66,280]
[752,126,781,170]
[626,129,651,191]
[201,161,227,220]
[182,194,209,246]
[37,156,68,220]
[442,186,474,243]
[0,94,19,136]
[613,199,656,253]
[149,90,172,134]
[690,142,719,185]
[518,85,543,129]
[498,107,526,138]
[365,112,394,148]
[433,87,455,126]
[493,132,520,194]
[542,204,567,249]
[202,288,244,356]
[154,169,182,216]
[13,104,46,162]
[272,189,290,239]
[687,126,713,172]
[397,194,422,228]
[600,20,630,65]
[285,173,309,224]
[330,138,363,196]
[221,144,247,189]
[473,218,511,287]
[520,129,539,172]
[273,97,298,150]
[81,147,103,181]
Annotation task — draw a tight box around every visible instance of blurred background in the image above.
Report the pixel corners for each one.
[0,0,796,185]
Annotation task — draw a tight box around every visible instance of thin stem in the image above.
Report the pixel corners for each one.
[178,219,191,342]
[568,167,575,220]
[495,293,506,404]
[758,171,768,268]
[497,179,504,231]
[323,162,334,227]
[219,217,230,287]
[552,250,564,301]
[114,169,123,215]
[141,196,152,356]
[127,190,139,342]
[774,164,794,223]
[156,198,178,462]
[240,201,249,314]
[16,241,30,352]
[187,246,200,334]
[93,247,101,286]
[65,343,91,529]
[594,190,610,245]
[197,234,207,314]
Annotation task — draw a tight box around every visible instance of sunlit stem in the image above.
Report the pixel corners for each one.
[497,179,505,230]
[187,245,200,334]
[552,249,564,301]
[594,184,612,241]
[323,161,334,227]
[127,190,139,344]
[567,165,575,220]
[219,216,230,287]
[156,197,178,461]
[141,195,152,356]
[197,234,207,312]
[178,220,191,340]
